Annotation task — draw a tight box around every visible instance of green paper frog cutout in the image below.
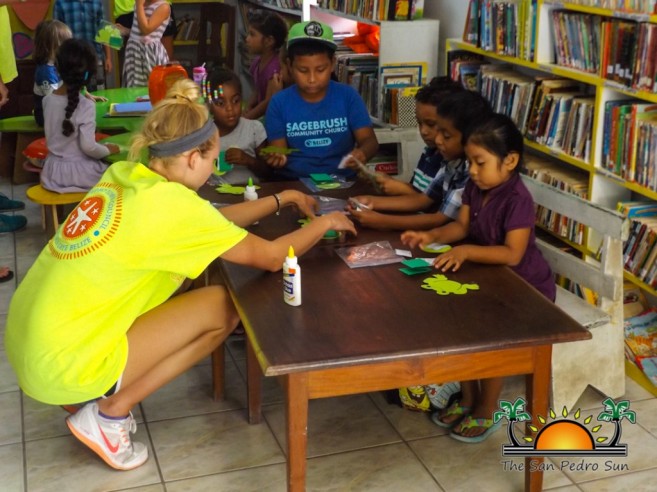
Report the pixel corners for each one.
[421,274,479,296]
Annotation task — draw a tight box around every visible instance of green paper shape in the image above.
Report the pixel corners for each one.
[420,243,452,254]
[298,218,339,239]
[215,184,261,195]
[259,146,300,155]
[421,274,480,296]
[402,258,433,270]
[400,267,432,276]
[316,182,341,189]
[310,173,335,184]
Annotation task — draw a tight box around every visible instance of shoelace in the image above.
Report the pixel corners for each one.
[117,413,137,447]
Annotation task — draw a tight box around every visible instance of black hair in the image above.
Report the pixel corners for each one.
[247,9,289,50]
[435,90,493,144]
[467,113,525,173]
[55,38,97,137]
[415,76,464,106]
[207,66,242,95]
[287,40,335,61]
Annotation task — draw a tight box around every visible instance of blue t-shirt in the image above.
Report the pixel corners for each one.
[265,80,373,179]
[33,64,61,127]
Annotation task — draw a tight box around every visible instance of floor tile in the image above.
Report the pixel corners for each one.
[264,394,402,458]
[25,435,160,492]
[0,391,21,445]
[165,464,287,492]
[148,410,285,482]
[0,350,19,393]
[369,391,448,441]
[0,442,24,492]
[578,468,657,491]
[141,360,245,422]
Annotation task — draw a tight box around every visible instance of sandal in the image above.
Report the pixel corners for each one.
[430,401,471,429]
[449,415,502,443]
[0,268,14,284]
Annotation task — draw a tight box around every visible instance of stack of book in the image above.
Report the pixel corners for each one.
[316,0,424,21]
[447,50,488,92]
[175,15,199,42]
[624,307,657,388]
[524,155,588,245]
[618,201,657,285]
[526,79,593,161]
[256,0,302,9]
[564,0,657,15]
[551,11,601,74]
[334,50,379,118]
[602,101,657,185]
[462,0,537,61]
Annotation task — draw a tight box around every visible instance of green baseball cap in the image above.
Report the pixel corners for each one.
[287,21,337,50]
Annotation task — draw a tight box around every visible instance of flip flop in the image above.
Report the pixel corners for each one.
[430,401,471,429]
[449,415,502,443]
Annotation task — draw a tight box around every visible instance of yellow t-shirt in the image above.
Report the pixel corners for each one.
[0,7,18,84]
[113,0,135,18]
[5,162,247,405]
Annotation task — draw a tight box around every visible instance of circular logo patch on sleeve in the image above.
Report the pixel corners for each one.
[49,183,123,259]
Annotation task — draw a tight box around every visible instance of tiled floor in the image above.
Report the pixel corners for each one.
[2,177,657,492]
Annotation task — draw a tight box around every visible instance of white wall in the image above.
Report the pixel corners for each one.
[423,0,468,75]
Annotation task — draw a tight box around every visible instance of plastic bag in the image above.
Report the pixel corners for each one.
[313,195,348,215]
[335,241,403,269]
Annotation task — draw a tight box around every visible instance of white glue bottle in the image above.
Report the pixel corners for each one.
[283,245,301,306]
[244,177,258,224]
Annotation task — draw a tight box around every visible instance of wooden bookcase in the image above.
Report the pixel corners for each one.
[449,0,657,299]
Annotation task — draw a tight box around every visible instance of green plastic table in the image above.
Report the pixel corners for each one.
[100,132,148,164]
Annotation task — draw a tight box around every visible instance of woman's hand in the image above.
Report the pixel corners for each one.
[319,211,357,237]
[432,245,468,272]
[280,190,318,219]
[400,230,434,249]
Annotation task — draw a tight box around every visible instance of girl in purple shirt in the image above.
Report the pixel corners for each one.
[244,9,288,120]
[401,113,555,444]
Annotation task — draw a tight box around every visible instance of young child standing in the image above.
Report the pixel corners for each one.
[41,39,119,193]
[264,20,379,179]
[244,9,288,120]
[204,67,270,183]
[32,20,72,127]
[5,78,356,471]
[401,113,555,443]
[122,0,171,87]
[54,0,112,91]
[348,90,491,231]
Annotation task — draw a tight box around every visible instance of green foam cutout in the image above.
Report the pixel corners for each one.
[421,274,479,296]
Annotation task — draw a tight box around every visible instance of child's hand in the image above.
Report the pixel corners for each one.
[86,93,108,103]
[432,245,468,272]
[261,150,288,169]
[348,209,385,229]
[400,230,433,249]
[346,195,374,211]
[105,143,120,154]
[115,23,131,37]
[225,148,249,166]
[377,175,413,196]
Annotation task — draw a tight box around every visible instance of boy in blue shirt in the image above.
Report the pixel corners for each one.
[263,21,379,179]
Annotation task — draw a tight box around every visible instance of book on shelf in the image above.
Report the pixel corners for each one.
[624,308,657,384]
[562,1,657,15]
[618,201,657,280]
[316,0,424,21]
[624,281,649,318]
[524,155,588,244]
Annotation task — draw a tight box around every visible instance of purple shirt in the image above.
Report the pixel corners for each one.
[249,53,281,104]
[462,173,556,301]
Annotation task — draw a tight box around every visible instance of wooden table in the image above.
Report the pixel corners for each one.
[207,181,591,492]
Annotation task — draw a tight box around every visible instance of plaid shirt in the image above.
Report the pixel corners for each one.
[424,157,469,220]
[54,0,105,59]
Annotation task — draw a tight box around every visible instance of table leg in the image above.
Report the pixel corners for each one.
[284,372,309,492]
[246,336,263,424]
[211,344,225,401]
[525,345,552,492]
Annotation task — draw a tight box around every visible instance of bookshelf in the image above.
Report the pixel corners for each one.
[449,0,657,299]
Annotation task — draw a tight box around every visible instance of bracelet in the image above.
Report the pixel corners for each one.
[273,193,281,215]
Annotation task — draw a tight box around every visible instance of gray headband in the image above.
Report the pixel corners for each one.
[149,118,216,158]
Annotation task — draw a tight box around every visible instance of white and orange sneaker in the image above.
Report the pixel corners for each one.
[66,401,148,470]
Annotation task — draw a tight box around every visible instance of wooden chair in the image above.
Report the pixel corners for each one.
[26,184,86,233]
[522,175,628,410]
[197,2,236,70]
